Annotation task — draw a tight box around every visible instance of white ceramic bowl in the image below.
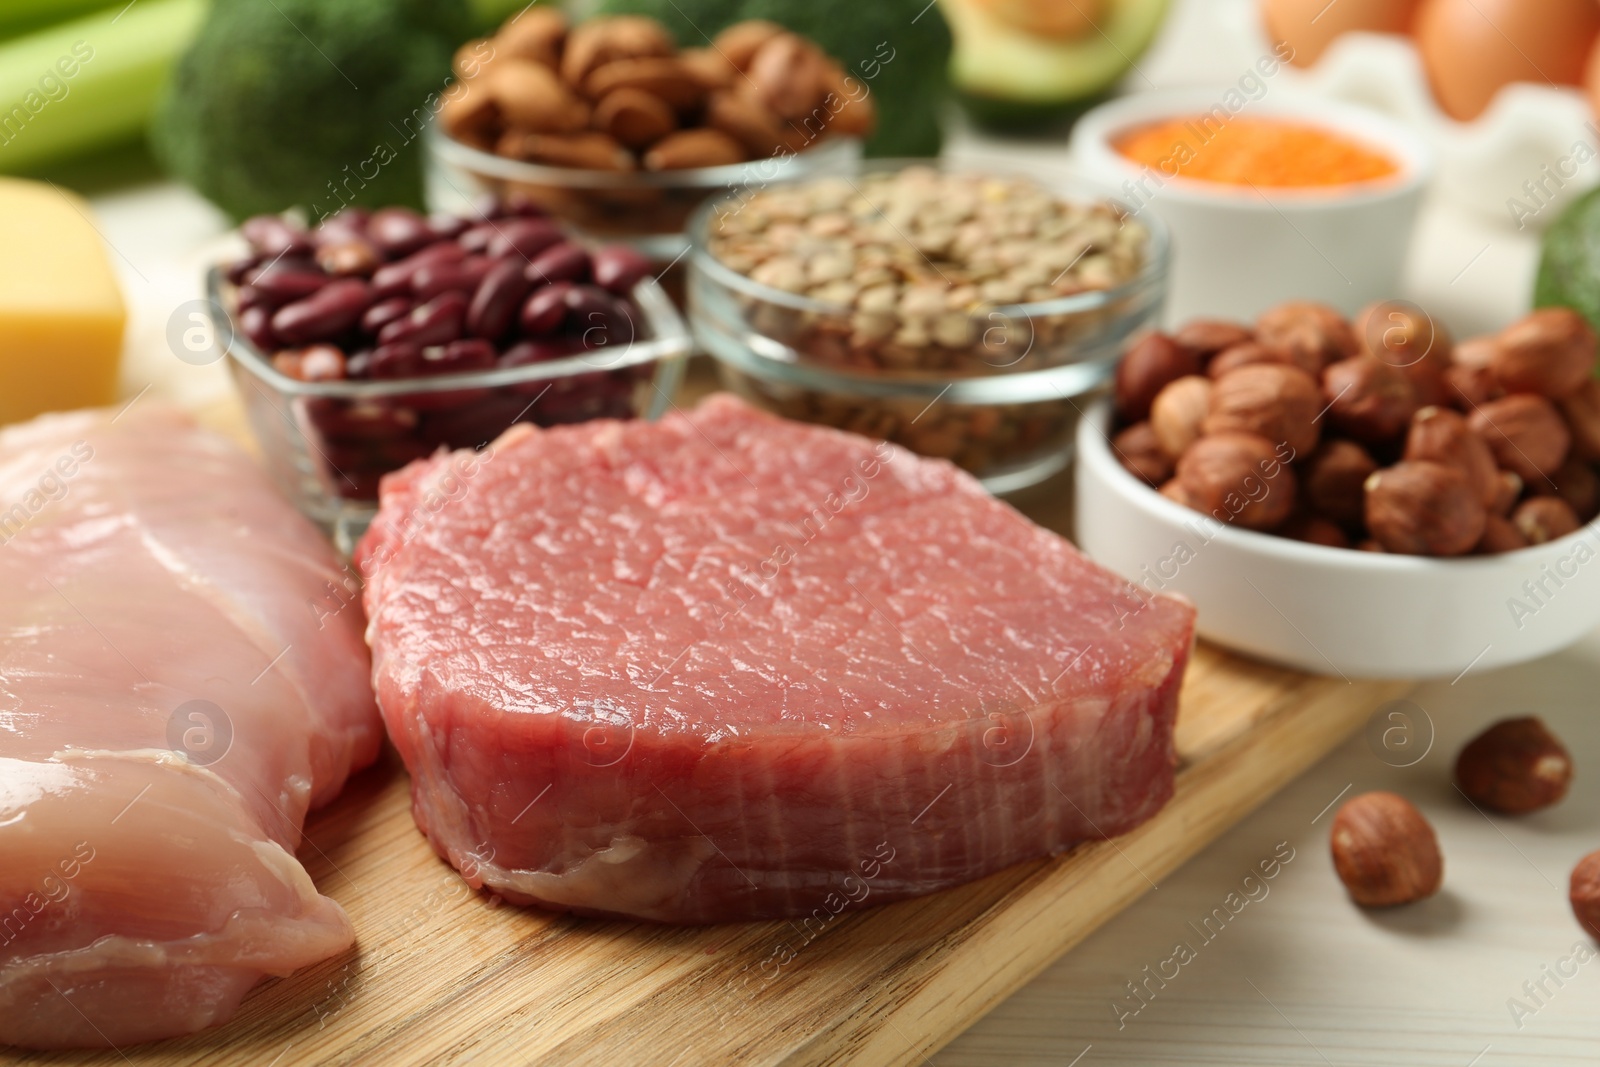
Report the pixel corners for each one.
[1069,88,1434,326]
[1075,398,1600,679]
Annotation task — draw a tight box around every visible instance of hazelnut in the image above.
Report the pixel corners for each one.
[1149,375,1213,459]
[1357,538,1387,553]
[1175,431,1297,530]
[1513,496,1581,545]
[1256,301,1359,373]
[1204,363,1322,457]
[1492,307,1597,399]
[1572,850,1600,939]
[1207,341,1302,379]
[1491,469,1524,516]
[1453,335,1500,370]
[1404,406,1499,506]
[1365,461,1487,556]
[1172,318,1254,361]
[1303,440,1378,528]
[1356,300,1450,373]
[1445,362,1505,409]
[1116,332,1201,422]
[1559,379,1600,461]
[1476,514,1528,554]
[1323,356,1418,444]
[1536,458,1600,522]
[1159,479,1200,509]
[1468,395,1572,484]
[1455,716,1573,814]
[1281,514,1350,548]
[1112,422,1174,487]
[1330,792,1444,907]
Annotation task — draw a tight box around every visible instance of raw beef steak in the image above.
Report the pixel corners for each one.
[358,395,1194,923]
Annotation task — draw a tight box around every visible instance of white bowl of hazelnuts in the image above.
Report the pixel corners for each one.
[1075,299,1600,679]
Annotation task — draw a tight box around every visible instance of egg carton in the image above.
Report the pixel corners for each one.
[1219,0,1598,231]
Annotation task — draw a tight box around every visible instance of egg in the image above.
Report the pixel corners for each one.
[1415,0,1600,121]
[1260,0,1420,68]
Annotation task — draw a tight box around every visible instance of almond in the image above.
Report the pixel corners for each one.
[711,20,786,70]
[585,57,705,111]
[497,130,634,171]
[560,16,674,87]
[818,61,876,137]
[746,32,827,121]
[490,60,591,134]
[642,128,747,170]
[593,87,677,149]
[705,90,798,157]
[439,81,500,149]
[679,46,737,90]
[495,6,568,69]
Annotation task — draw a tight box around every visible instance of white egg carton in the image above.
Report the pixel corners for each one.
[1221,0,1598,230]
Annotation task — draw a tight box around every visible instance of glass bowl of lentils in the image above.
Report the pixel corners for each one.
[687,161,1169,493]
[210,200,691,550]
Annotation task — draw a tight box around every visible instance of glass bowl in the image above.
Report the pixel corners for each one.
[209,268,690,552]
[425,122,863,265]
[686,160,1171,493]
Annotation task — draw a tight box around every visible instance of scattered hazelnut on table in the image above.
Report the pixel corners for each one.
[1492,307,1597,399]
[1364,461,1487,556]
[1330,792,1444,907]
[1150,375,1213,459]
[1204,363,1322,457]
[1112,422,1173,488]
[1513,496,1581,545]
[1455,717,1573,815]
[1173,319,1254,361]
[1404,406,1499,506]
[1573,851,1600,939]
[1256,300,1359,373]
[1468,395,1572,484]
[1175,431,1296,530]
[1116,333,1201,422]
[1323,356,1419,444]
[1303,439,1378,529]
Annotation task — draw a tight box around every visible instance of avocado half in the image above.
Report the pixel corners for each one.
[941,0,1171,130]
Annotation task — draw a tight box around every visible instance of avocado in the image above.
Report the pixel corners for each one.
[1536,184,1600,338]
[941,0,1170,130]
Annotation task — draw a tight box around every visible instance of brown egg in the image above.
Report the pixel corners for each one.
[1415,0,1600,121]
[1262,0,1421,68]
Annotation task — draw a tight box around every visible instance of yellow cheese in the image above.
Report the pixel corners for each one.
[0,177,125,425]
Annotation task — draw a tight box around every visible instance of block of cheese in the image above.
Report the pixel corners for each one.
[0,177,125,425]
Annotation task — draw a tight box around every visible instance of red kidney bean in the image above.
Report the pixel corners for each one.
[368,342,427,379]
[316,238,382,277]
[372,242,466,300]
[458,222,499,254]
[427,214,469,240]
[591,245,652,295]
[236,284,270,312]
[420,393,536,448]
[240,305,278,353]
[500,192,548,218]
[225,255,262,286]
[242,215,312,258]
[272,344,347,382]
[412,255,491,301]
[501,337,586,393]
[428,338,497,373]
[565,287,636,351]
[303,398,419,442]
[245,265,328,305]
[519,282,573,335]
[272,278,374,345]
[344,349,373,378]
[488,218,563,260]
[368,207,432,258]
[361,296,413,336]
[467,260,533,340]
[378,290,468,348]
[524,242,591,285]
[317,207,371,239]
[374,340,496,409]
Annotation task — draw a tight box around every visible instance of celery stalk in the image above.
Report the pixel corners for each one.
[0,0,203,175]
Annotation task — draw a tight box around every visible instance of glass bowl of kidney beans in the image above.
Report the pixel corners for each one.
[210,198,691,546]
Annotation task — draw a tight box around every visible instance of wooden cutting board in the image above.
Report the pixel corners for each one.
[22,381,1411,1067]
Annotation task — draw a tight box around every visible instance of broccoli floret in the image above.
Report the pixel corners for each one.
[595,0,951,157]
[152,0,471,220]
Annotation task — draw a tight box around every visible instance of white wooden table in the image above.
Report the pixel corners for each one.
[85,2,1598,1059]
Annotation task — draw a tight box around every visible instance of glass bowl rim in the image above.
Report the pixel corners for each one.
[686,157,1172,321]
[425,120,863,191]
[208,268,692,401]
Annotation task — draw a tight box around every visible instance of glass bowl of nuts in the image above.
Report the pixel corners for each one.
[686,161,1170,493]
[1074,301,1600,678]
[209,202,691,552]
[426,10,869,267]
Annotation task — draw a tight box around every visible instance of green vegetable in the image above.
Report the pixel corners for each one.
[941,0,1169,131]
[594,0,951,157]
[0,0,202,174]
[1536,184,1600,338]
[0,0,126,41]
[152,0,472,220]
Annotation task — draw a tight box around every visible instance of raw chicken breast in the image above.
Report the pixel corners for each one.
[359,395,1194,924]
[0,406,380,1049]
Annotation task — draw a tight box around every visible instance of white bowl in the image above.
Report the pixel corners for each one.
[1070,88,1434,327]
[1075,398,1600,679]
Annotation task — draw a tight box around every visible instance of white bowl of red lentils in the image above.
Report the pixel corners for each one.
[1074,301,1600,680]
[1070,88,1434,325]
